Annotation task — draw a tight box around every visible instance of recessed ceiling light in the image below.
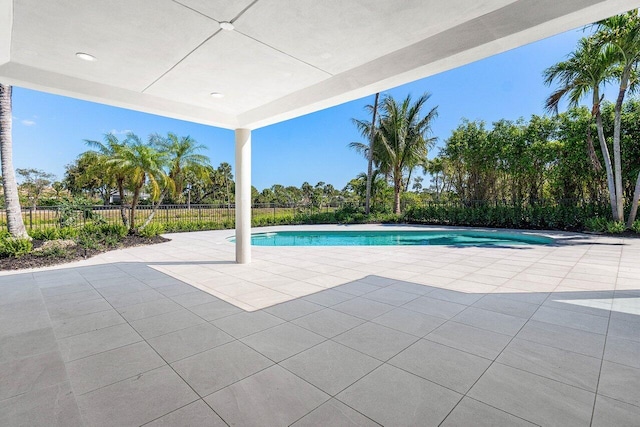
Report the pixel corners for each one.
[219,21,234,31]
[76,52,97,62]
[210,92,224,98]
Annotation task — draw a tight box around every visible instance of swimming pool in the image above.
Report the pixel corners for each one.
[233,230,554,247]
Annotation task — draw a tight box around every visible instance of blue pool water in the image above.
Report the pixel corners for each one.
[234,230,554,247]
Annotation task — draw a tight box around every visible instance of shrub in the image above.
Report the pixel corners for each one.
[0,237,33,257]
[584,217,608,233]
[99,224,128,238]
[29,227,60,241]
[605,221,626,234]
[33,239,76,257]
[632,220,640,234]
[138,223,164,237]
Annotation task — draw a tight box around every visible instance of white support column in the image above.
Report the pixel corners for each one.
[235,128,251,264]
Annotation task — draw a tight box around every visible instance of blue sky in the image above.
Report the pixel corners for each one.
[10,26,611,191]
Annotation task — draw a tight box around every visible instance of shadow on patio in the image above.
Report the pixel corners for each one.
[1,262,638,426]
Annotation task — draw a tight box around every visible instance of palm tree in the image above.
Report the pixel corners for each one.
[85,133,130,226]
[595,10,640,225]
[151,133,211,202]
[110,135,168,233]
[0,84,29,239]
[376,93,438,214]
[543,36,618,219]
[351,93,380,215]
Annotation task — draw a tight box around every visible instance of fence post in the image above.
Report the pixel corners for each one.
[29,207,33,230]
[273,204,276,221]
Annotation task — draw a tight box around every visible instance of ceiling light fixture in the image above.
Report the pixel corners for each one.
[210,92,224,98]
[75,52,97,62]
[219,21,234,31]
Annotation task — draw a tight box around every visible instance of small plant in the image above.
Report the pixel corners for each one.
[138,223,164,238]
[632,220,640,234]
[605,221,626,234]
[584,217,608,232]
[99,224,128,238]
[29,227,60,241]
[0,237,34,257]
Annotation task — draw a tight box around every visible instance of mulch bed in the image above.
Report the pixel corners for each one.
[0,235,169,271]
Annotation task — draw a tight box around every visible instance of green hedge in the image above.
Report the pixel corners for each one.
[404,202,610,231]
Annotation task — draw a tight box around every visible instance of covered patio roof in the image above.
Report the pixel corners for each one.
[1,0,638,130]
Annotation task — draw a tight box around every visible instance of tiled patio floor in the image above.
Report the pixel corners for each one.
[1,225,639,426]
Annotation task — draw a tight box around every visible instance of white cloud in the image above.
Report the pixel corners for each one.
[21,119,36,126]
[109,129,131,135]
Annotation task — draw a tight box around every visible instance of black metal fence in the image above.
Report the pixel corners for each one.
[0,203,340,231]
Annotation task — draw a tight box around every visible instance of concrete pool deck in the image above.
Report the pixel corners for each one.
[1,224,639,426]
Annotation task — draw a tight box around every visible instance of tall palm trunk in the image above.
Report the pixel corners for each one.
[0,84,29,239]
[627,172,640,228]
[593,93,618,219]
[365,92,379,214]
[612,70,630,222]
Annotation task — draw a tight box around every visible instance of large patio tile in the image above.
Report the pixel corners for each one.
[337,364,462,426]
[363,287,419,306]
[452,306,527,336]
[425,321,512,360]
[497,338,601,391]
[597,361,640,406]
[0,299,51,335]
[0,327,58,364]
[57,323,142,362]
[292,308,365,338]
[291,398,380,426]
[241,322,325,362]
[402,296,467,319]
[302,288,354,307]
[130,308,206,339]
[607,313,640,342]
[371,307,445,337]
[468,363,595,427]
[441,397,536,426]
[66,341,165,395]
[39,282,92,297]
[212,310,284,338]
[333,322,418,361]
[49,306,122,338]
[531,306,609,334]
[264,298,324,321]
[147,322,234,363]
[389,339,491,393]
[205,364,329,426]
[473,294,539,318]
[77,365,197,427]
[592,394,640,427]
[0,381,83,427]
[427,288,484,305]
[0,350,67,400]
[386,280,435,295]
[170,289,221,307]
[516,319,606,358]
[94,280,150,296]
[187,298,242,321]
[145,400,227,427]
[102,288,164,309]
[46,297,112,322]
[281,340,381,395]
[604,336,640,369]
[332,297,395,320]
[333,281,380,296]
[156,282,200,297]
[171,341,273,397]
[42,288,102,305]
[116,297,182,322]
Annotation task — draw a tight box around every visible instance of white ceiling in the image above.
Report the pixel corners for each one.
[1,0,638,130]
